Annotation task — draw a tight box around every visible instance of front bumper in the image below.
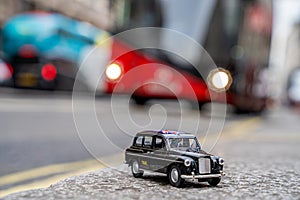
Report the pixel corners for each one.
[181,171,225,179]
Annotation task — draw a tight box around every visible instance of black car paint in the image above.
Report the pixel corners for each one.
[125,130,224,184]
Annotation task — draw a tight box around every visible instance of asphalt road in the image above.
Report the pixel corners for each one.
[0,89,232,190]
[0,89,230,174]
[0,89,299,199]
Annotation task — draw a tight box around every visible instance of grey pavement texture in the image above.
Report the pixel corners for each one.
[4,134,300,200]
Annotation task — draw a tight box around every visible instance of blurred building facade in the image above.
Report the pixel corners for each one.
[284,23,300,102]
[0,0,113,30]
[269,0,300,102]
[285,24,300,72]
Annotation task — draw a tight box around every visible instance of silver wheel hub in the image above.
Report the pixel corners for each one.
[171,168,179,183]
[132,161,139,174]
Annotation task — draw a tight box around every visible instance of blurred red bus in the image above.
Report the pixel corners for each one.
[104,0,272,113]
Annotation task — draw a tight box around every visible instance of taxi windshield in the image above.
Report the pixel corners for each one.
[168,137,201,151]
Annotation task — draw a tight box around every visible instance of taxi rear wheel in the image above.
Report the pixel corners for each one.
[168,165,184,187]
[131,160,144,178]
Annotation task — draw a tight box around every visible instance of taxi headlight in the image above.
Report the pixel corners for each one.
[105,63,122,81]
[218,157,224,165]
[184,159,192,167]
[208,68,232,91]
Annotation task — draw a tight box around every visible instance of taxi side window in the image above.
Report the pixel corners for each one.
[134,136,143,147]
[143,136,153,148]
[154,137,165,149]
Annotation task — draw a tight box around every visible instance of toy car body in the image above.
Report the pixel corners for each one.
[125,130,225,187]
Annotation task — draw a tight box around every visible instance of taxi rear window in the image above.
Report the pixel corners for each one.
[133,135,153,147]
[134,136,143,146]
[143,136,152,147]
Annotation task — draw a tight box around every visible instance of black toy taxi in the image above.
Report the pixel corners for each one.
[125,130,225,187]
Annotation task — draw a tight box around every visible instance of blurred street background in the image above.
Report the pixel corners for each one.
[0,0,300,199]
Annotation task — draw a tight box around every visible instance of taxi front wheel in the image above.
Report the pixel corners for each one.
[208,177,221,186]
[168,165,184,187]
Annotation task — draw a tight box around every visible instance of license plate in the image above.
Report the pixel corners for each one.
[16,72,38,87]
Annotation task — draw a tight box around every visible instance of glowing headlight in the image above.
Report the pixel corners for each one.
[184,159,192,167]
[208,68,232,91]
[218,157,224,165]
[105,63,122,81]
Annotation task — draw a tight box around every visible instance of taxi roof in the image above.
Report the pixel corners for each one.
[136,130,196,138]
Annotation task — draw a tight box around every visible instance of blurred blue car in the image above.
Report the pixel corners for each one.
[2,11,108,90]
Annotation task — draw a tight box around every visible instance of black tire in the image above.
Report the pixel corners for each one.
[208,177,221,186]
[132,96,148,105]
[168,165,184,187]
[190,101,205,110]
[198,102,206,110]
[131,160,143,178]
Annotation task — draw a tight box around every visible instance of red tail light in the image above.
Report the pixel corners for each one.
[7,63,13,79]
[18,45,37,58]
[41,64,57,81]
[0,62,13,80]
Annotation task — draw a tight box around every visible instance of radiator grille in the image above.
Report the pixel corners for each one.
[199,158,211,174]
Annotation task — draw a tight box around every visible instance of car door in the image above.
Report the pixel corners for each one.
[140,135,153,170]
[149,136,169,172]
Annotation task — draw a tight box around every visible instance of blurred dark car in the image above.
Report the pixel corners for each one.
[287,67,300,106]
[1,11,108,90]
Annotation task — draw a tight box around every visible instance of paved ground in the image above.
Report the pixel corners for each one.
[1,89,299,199]
[0,89,233,196]
[3,107,300,200]
[0,90,229,177]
